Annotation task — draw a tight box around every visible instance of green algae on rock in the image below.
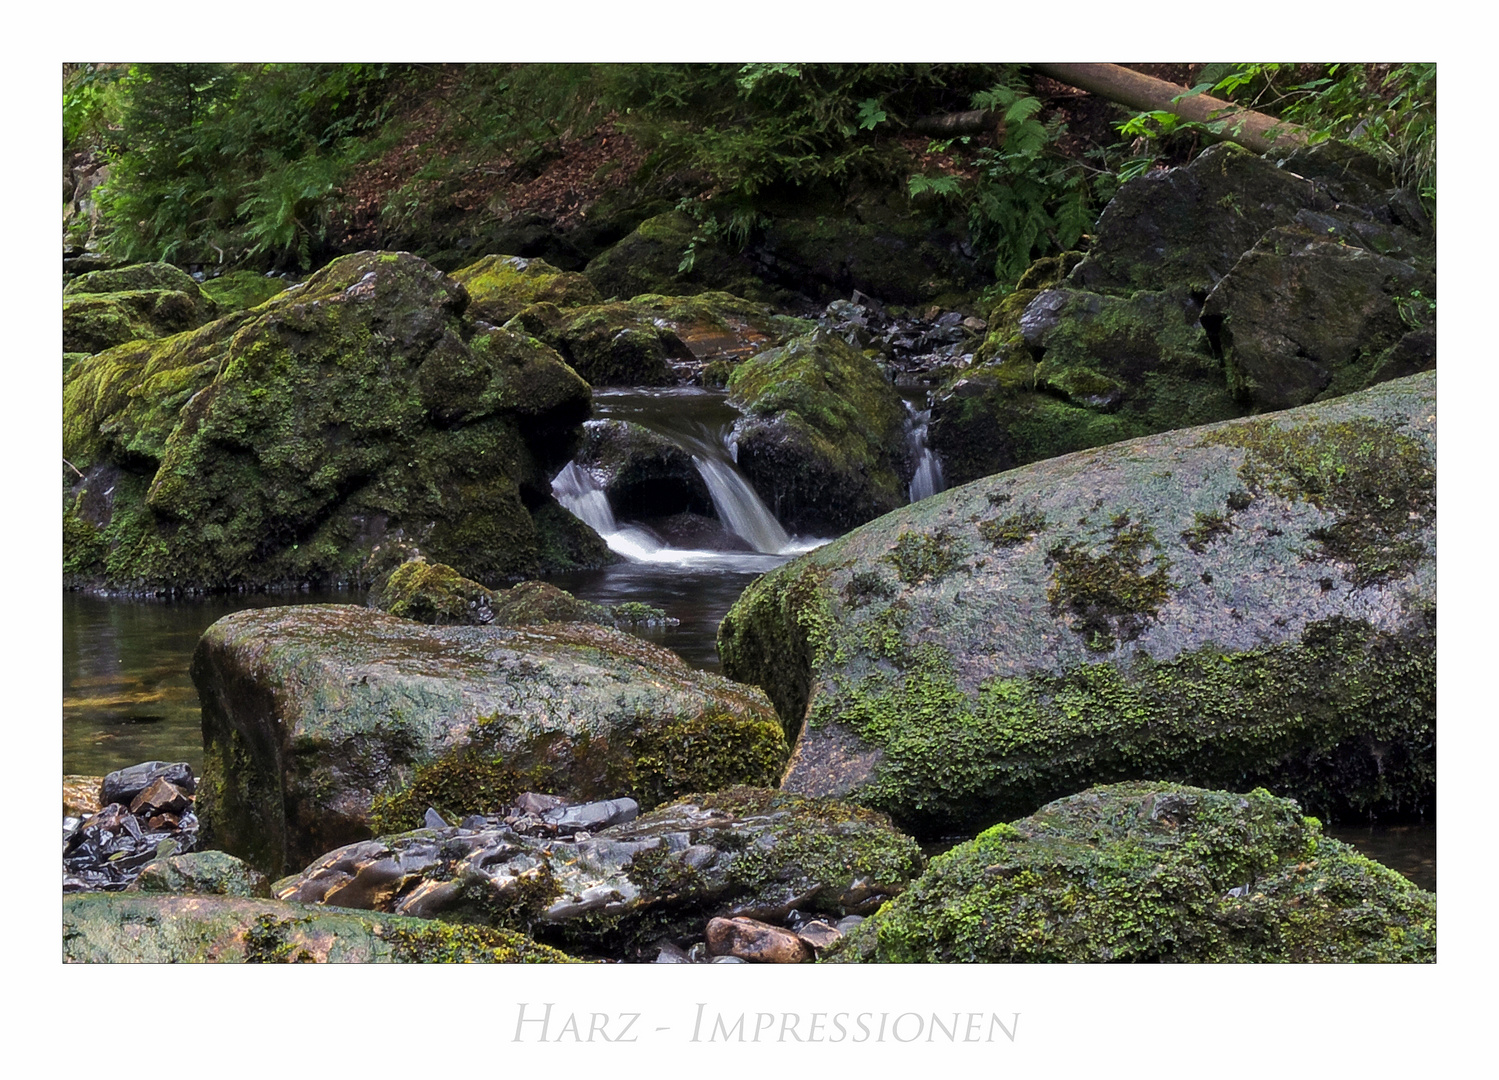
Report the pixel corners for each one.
[727,330,910,534]
[191,604,788,876]
[63,250,608,594]
[822,781,1435,963]
[196,270,291,313]
[719,373,1436,835]
[275,786,923,960]
[63,893,578,962]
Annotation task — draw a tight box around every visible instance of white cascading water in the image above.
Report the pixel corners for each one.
[905,399,946,503]
[551,392,822,568]
[690,454,792,554]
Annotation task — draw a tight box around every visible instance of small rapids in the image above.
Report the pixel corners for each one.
[552,388,825,571]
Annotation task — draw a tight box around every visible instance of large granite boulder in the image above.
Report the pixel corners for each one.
[63,893,577,963]
[273,786,923,960]
[62,261,219,355]
[824,782,1435,963]
[63,250,610,593]
[192,605,788,876]
[727,330,910,534]
[931,143,1435,486]
[720,373,1435,835]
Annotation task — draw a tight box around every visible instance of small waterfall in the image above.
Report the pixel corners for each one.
[552,462,617,536]
[691,454,792,554]
[905,399,945,503]
[551,388,822,567]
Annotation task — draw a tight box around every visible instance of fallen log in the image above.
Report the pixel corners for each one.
[1031,63,1309,154]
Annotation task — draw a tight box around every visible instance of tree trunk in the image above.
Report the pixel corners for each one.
[1030,63,1309,155]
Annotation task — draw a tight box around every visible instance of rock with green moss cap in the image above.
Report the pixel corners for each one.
[720,372,1435,836]
[274,785,923,961]
[62,261,219,355]
[129,850,272,898]
[63,250,610,593]
[451,254,602,325]
[192,604,788,876]
[197,270,291,313]
[934,143,1435,486]
[823,781,1434,963]
[727,330,910,534]
[63,893,578,962]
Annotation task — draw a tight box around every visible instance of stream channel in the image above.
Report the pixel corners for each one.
[61,385,1435,890]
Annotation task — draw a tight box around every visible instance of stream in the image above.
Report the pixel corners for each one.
[60,383,1435,892]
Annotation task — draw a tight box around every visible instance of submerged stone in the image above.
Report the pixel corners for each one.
[824,781,1435,963]
[192,604,788,876]
[720,373,1435,835]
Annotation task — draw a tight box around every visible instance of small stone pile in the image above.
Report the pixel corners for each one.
[819,291,987,381]
[63,761,199,892]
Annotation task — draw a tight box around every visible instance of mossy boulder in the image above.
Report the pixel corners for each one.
[824,781,1435,963]
[583,211,772,303]
[197,270,290,313]
[726,330,910,534]
[1202,225,1436,411]
[370,558,658,629]
[274,786,923,960]
[719,373,1435,836]
[62,261,219,355]
[451,254,602,324]
[191,604,788,876]
[63,893,577,962]
[934,142,1435,486]
[129,850,272,898]
[62,250,608,593]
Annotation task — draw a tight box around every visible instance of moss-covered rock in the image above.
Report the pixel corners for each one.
[62,260,219,355]
[933,142,1436,487]
[726,330,909,534]
[823,781,1435,963]
[1202,225,1436,411]
[63,893,577,962]
[275,786,923,960]
[451,254,602,325]
[197,270,290,313]
[719,373,1435,836]
[62,251,607,593]
[582,211,772,303]
[192,604,788,876]
[129,850,272,898]
[370,558,628,628]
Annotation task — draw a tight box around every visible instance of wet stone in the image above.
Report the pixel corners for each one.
[705,916,811,964]
[101,761,195,808]
[130,777,192,816]
[795,919,843,950]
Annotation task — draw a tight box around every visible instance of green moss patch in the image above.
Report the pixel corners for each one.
[1046,513,1171,651]
[824,781,1435,963]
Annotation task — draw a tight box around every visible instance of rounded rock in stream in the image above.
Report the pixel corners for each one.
[823,781,1436,963]
[721,372,1435,835]
[192,605,789,877]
